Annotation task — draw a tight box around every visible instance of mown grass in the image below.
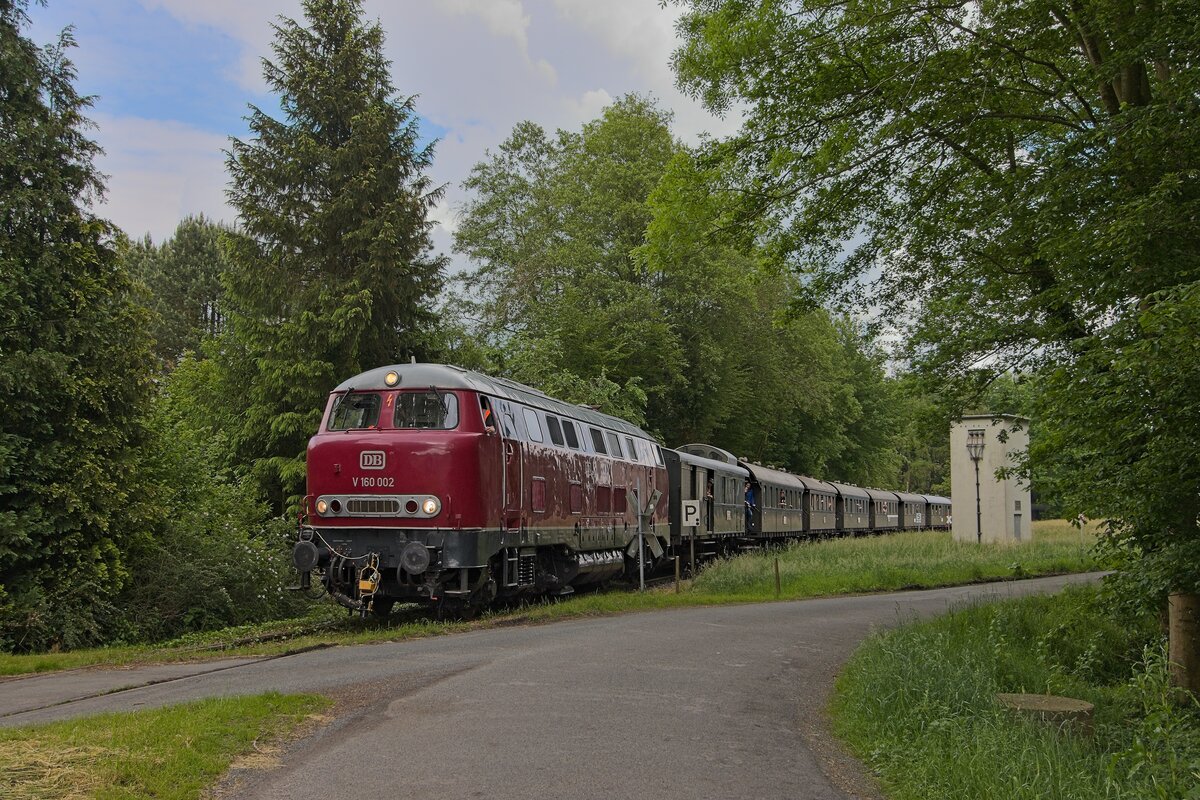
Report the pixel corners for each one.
[0,692,328,800]
[0,520,1102,676]
[832,584,1200,799]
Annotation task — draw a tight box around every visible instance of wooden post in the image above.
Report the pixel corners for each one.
[774,557,781,597]
[674,556,681,593]
[1169,592,1200,693]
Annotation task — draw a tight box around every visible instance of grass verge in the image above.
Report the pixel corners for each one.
[690,519,1098,598]
[0,520,1101,677]
[0,692,329,800]
[832,584,1200,799]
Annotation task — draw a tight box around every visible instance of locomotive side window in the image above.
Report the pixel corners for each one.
[589,427,607,454]
[562,420,581,449]
[328,392,381,430]
[606,431,623,459]
[546,415,565,446]
[624,436,637,461]
[523,408,544,442]
[597,485,612,513]
[393,391,459,429]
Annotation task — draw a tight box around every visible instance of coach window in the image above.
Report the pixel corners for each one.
[328,392,381,430]
[606,431,623,459]
[562,419,581,449]
[546,415,565,447]
[523,408,544,443]
[589,427,607,454]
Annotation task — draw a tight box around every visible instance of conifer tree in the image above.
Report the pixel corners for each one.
[0,1,154,650]
[127,214,230,368]
[223,0,445,509]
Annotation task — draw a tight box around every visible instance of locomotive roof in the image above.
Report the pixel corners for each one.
[827,481,870,500]
[333,363,654,440]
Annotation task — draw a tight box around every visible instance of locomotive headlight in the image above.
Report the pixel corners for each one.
[422,497,441,516]
[384,370,400,387]
[316,498,329,515]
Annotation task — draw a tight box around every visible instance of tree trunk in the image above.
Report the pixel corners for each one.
[1168,592,1200,694]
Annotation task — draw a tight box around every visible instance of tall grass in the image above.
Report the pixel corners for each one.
[833,585,1200,799]
[691,520,1100,600]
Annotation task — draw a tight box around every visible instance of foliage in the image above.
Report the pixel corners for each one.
[453,97,683,427]
[833,585,1199,800]
[114,357,309,643]
[125,214,232,368]
[0,2,156,652]
[222,0,445,511]
[670,1,1200,588]
[454,95,901,482]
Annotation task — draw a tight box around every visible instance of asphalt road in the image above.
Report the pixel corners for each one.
[1,573,1101,799]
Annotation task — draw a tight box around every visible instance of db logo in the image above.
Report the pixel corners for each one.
[360,451,386,470]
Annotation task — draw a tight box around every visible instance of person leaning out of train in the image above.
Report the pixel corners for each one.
[479,397,497,434]
[744,480,756,532]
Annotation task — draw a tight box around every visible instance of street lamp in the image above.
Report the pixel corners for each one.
[966,429,985,544]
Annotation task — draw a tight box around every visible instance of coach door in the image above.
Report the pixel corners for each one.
[494,398,523,527]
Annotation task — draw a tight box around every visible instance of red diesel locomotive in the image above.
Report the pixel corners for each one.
[291,363,670,616]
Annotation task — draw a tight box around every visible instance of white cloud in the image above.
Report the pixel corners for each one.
[101,0,743,245]
[435,0,556,84]
[91,114,231,241]
[561,88,614,129]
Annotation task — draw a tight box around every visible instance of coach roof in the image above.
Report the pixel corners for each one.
[333,363,654,440]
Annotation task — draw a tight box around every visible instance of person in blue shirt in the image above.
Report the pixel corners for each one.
[744,480,756,534]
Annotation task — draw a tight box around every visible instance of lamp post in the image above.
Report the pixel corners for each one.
[966,429,985,544]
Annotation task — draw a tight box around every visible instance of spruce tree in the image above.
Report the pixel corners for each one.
[0,2,154,650]
[223,0,445,509]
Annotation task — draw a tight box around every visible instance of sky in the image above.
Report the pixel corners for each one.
[25,0,742,266]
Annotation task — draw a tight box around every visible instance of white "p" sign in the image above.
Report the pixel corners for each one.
[682,500,701,527]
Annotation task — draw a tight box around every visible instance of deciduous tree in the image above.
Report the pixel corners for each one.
[671,0,1200,673]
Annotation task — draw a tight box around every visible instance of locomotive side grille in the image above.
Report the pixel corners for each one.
[347,498,401,516]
